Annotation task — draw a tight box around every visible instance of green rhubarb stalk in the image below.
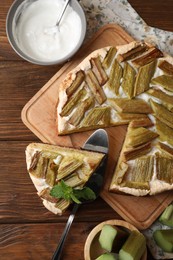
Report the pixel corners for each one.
[159,204,173,227]
[153,229,173,253]
[99,224,118,252]
[119,230,146,260]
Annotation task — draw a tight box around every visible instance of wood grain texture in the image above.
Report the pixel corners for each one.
[0,61,60,140]
[128,0,173,32]
[0,222,96,260]
[1,0,173,259]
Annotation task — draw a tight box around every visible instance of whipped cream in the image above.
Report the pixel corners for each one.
[13,0,82,62]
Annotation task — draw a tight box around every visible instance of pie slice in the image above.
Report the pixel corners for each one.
[109,124,173,196]
[26,143,104,214]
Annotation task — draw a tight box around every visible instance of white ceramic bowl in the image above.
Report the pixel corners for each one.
[6,0,86,65]
[84,219,147,260]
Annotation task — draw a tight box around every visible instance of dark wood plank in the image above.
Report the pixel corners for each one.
[129,0,173,31]
[0,222,90,260]
[0,221,125,260]
[0,36,22,61]
[0,0,13,35]
[0,123,38,141]
[0,61,61,140]
[0,61,60,98]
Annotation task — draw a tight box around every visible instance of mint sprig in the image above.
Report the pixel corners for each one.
[50,180,96,204]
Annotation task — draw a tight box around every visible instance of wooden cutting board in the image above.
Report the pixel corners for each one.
[21,24,173,230]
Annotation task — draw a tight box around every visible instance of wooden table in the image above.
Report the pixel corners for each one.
[0,1,173,259]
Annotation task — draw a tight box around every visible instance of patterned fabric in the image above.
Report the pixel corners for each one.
[80,0,173,55]
[143,220,173,259]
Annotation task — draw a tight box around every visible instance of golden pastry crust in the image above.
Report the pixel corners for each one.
[26,143,104,214]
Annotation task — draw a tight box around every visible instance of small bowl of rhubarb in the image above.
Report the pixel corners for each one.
[84,219,147,260]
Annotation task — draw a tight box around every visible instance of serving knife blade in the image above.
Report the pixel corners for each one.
[82,129,109,198]
[83,128,109,154]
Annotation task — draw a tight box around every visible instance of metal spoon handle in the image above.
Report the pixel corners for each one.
[51,203,79,260]
[56,0,70,27]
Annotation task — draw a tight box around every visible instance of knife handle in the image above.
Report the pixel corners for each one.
[51,203,79,260]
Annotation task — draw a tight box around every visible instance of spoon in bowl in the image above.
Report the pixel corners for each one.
[56,0,71,28]
[51,129,109,260]
[44,0,70,35]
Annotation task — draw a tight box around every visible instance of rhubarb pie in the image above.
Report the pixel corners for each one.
[57,41,173,196]
[26,143,104,214]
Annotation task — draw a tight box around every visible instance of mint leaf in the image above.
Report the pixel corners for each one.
[50,180,96,204]
[50,180,73,201]
[74,187,96,201]
[70,193,81,204]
